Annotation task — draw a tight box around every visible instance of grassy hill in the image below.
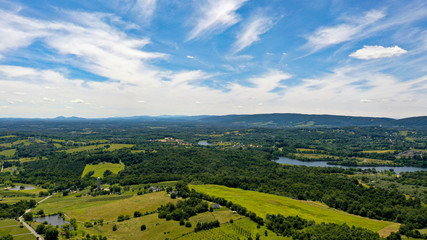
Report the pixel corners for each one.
[190,184,399,237]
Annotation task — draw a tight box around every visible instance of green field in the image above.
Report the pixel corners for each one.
[0,220,35,240]
[293,153,339,159]
[82,162,125,178]
[12,140,31,146]
[65,144,134,153]
[190,184,399,237]
[76,204,245,240]
[34,191,176,221]
[0,149,16,157]
[362,150,397,154]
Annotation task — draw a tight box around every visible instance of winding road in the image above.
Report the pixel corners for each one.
[18,193,56,240]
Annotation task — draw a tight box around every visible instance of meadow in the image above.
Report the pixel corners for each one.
[65,144,134,154]
[0,149,16,157]
[76,203,247,240]
[0,220,34,240]
[34,191,176,221]
[190,184,400,237]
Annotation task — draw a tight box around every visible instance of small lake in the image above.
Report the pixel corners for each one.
[8,185,36,191]
[35,214,69,227]
[276,157,426,174]
[198,141,212,146]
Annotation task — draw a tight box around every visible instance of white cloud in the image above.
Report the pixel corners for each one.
[350,45,407,60]
[43,97,55,102]
[233,15,275,53]
[71,99,85,103]
[304,10,385,51]
[186,55,195,59]
[279,67,427,117]
[0,10,168,86]
[188,0,247,40]
[133,0,157,23]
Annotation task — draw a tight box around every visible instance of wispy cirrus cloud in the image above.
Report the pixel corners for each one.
[233,14,275,53]
[187,0,247,41]
[304,10,385,52]
[132,0,157,24]
[350,45,407,60]
[0,9,168,85]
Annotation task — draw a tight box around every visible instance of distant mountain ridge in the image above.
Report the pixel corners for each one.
[0,113,426,129]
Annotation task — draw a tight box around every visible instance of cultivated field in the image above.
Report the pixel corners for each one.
[190,184,400,236]
[177,217,287,240]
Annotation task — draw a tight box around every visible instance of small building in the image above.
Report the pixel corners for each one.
[213,204,221,209]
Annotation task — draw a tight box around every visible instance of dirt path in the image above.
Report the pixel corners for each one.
[18,193,57,240]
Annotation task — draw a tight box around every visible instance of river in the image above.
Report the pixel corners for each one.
[276,157,426,174]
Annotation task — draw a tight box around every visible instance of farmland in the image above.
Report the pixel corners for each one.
[34,191,175,221]
[65,144,134,153]
[190,184,400,236]
[0,220,34,240]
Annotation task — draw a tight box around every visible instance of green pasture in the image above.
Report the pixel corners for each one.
[0,149,16,157]
[65,144,134,153]
[361,150,396,154]
[293,153,339,159]
[12,140,31,146]
[0,143,12,148]
[190,184,399,237]
[78,203,244,240]
[35,191,176,221]
[82,162,125,178]
[0,135,17,139]
[0,220,35,240]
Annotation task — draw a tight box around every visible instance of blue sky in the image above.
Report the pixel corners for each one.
[0,0,426,118]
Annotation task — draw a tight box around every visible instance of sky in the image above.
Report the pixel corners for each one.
[0,0,426,118]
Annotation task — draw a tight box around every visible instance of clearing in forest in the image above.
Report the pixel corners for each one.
[0,149,16,157]
[81,162,125,178]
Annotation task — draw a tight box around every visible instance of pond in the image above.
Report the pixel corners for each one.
[198,141,212,146]
[34,214,69,227]
[276,157,426,175]
[8,185,36,191]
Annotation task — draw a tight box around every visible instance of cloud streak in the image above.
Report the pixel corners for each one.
[233,15,275,53]
[304,10,385,51]
[188,0,247,40]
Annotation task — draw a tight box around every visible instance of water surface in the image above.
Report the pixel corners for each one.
[276,157,426,175]
[35,214,69,227]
